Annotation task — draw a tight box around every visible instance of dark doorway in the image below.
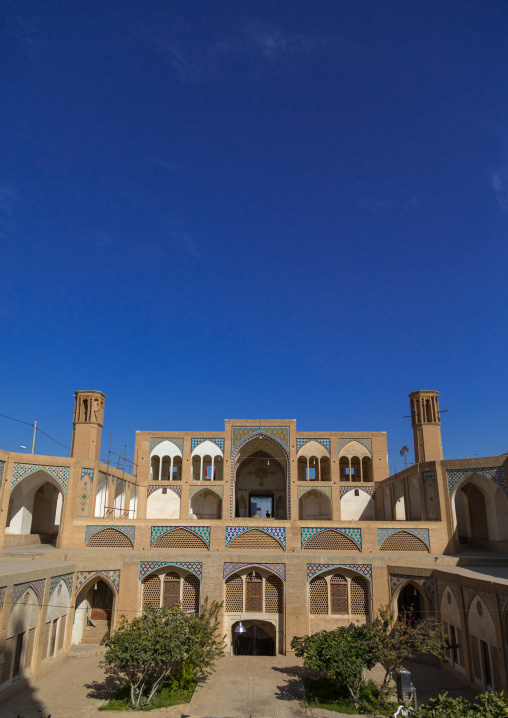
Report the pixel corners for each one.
[91,580,114,620]
[233,623,275,656]
[250,494,273,518]
[397,584,423,624]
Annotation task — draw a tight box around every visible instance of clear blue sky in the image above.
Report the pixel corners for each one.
[1,1,507,468]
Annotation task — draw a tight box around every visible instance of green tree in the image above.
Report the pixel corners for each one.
[291,623,380,709]
[411,691,508,717]
[103,599,224,709]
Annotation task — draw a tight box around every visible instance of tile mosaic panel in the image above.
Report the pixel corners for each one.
[0,460,5,487]
[338,438,373,454]
[422,471,438,519]
[139,561,202,581]
[77,469,94,515]
[75,570,121,595]
[232,426,289,449]
[390,574,435,599]
[301,527,362,549]
[81,467,94,482]
[0,586,5,609]
[150,526,210,546]
[11,462,70,494]
[497,594,508,619]
[225,526,285,548]
[339,486,375,498]
[150,437,184,453]
[85,525,135,543]
[296,438,331,453]
[377,527,430,548]
[461,585,492,612]
[297,485,332,500]
[436,579,459,605]
[12,579,46,611]
[446,466,508,498]
[307,563,372,582]
[191,437,225,452]
[189,484,224,498]
[223,562,286,581]
[50,573,75,598]
[147,484,181,498]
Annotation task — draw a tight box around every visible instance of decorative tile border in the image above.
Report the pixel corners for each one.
[446,466,508,498]
[437,578,459,605]
[150,526,210,547]
[223,562,286,582]
[147,484,182,498]
[150,437,184,453]
[296,438,331,453]
[11,463,70,494]
[85,525,135,544]
[390,574,435,600]
[50,573,75,598]
[0,460,5,487]
[81,467,94,482]
[307,563,372,582]
[75,570,121,595]
[377,527,430,548]
[422,471,438,519]
[339,486,375,498]
[191,437,225,452]
[225,526,285,548]
[77,469,93,515]
[301,527,362,550]
[139,561,202,581]
[338,438,372,454]
[232,426,289,449]
[0,587,5,609]
[297,485,332,500]
[12,579,46,611]
[189,484,224,499]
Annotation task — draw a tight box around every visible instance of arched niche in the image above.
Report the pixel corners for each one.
[43,580,71,664]
[233,435,288,519]
[395,580,434,621]
[408,476,422,520]
[467,593,501,690]
[189,488,222,519]
[141,567,200,613]
[3,587,41,683]
[72,576,116,646]
[298,489,332,520]
[297,441,330,482]
[341,489,375,520]
[6,470,64,543]
[339,441,372,482]
[452,472,508,548]
[146,487,180,519]
[191,441,224,481]
[150,440,183,482]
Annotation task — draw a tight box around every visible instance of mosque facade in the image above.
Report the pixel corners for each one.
[0,389,507,695]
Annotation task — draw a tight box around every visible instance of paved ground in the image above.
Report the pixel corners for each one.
[0,646,476,718]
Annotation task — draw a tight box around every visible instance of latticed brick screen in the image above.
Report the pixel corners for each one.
[58,615,66,650]
[87,528,133,548]
[380,532,428,552]
[142,575,161,609]
[41,622,51,659]
[1,637,13,682]
[303,530,359,551]
[265,575,283,613]
[350,577,369,614]
[225,574,243,612]
[182,575,200,612]
[152,529,208,549]
[470,635,481,678]
[24,627,36,669]
[330,574,348,614]
[309,577,328,614]
[228,530,283,551]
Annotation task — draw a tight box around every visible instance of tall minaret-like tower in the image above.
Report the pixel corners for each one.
[409,390,443,464]
[71,390,105,461]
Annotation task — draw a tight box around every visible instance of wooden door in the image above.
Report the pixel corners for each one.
[330,578,348,614]
[245,578,263,612]
[163,579,180,608]
[49,619,58,657]
[12,632,25,677]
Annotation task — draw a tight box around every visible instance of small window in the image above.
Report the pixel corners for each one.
[162,487,167,495]
[205,465,215,479]
[57,585,62,597]
[307,467,316,481]
[354,489,359,497]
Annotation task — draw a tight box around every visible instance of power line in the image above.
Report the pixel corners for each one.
[0,412,33,427]
[0,411,70,451]
[36,427,70,450]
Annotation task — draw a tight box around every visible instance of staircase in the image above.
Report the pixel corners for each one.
[80,620,110,645]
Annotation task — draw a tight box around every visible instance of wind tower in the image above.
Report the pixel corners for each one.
[71,390,105,461]
[409,390,443,463]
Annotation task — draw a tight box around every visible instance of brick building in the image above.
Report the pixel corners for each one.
[0,389,507,695]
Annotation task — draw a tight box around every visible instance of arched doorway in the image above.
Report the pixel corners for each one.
[233,437,288,519]
[72,578,115,645]
[6,471,64,545]
[232,621,276,656]
[396,582,433,624]
[452,472,508,550]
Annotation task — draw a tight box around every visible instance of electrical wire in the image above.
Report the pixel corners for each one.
[0,412,33,426]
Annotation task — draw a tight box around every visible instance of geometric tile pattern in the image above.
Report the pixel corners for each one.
[225,526,285,548]
[0,460,5,487]
[338,438,372,454]
[232,426,289,449]
[81,468,94,482]
[339,486,375,498]
[50,573,75,598]
[296,438,331,453]
[297,485,332,500]
[147,484,181,498]
[149,437,184,453]
[11,579,46,611]
[446,466,508,498]
[77,469,94,515]
[85,525,135,543]
[223,562,286,582]
[307,563,373,582]
[11,462,70,494]
[0,586,5,609]
[150,526,210,547]
[437,579,459,605]
[189,485,224,499]
[377,527,430,548]
[75,570,121,595]
[301,527,362,549]
[422,471,438,519]
[139,561,202,581]
[191,438,225,452]
[390,574,435,600]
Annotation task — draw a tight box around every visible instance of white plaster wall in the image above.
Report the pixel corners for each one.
[341,490,375,520]
[147,489,180,519]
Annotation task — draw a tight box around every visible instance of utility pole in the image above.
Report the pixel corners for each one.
[31,420,37,454]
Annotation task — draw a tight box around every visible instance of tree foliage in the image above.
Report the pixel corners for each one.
[411,691,508,717]
[103,599,224,709]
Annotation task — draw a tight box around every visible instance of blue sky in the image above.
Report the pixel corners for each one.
[1,1,507,468]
